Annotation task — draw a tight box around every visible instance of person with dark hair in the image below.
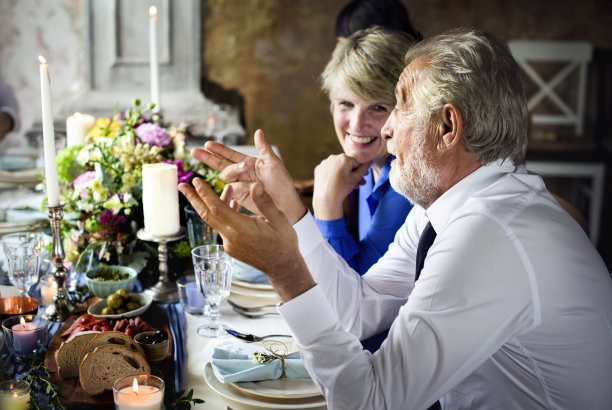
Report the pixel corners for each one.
[181,28,612,409]
[335,0,421,41]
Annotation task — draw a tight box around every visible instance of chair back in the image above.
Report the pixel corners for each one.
[508,40,593,137]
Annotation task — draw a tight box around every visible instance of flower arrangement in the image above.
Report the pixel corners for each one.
[54,99,223,283]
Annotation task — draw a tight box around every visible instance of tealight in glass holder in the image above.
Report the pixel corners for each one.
[113,374,164,410]
[0,380,31,410]
[1,315,49,358]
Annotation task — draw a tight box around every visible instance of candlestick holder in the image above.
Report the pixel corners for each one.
[44,203,76,321]
[151,110,164,126]
[137,227,186,303]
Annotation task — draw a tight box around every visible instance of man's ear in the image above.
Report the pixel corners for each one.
[437,103,463,152]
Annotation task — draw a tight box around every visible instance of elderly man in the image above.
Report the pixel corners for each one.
[180,28,612,409]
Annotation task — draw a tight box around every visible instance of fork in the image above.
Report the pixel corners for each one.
[224,327,291,342]
[231,307,279,318]
[227,298,278,313]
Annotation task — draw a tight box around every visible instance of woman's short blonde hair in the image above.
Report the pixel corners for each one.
[321,26,416,105]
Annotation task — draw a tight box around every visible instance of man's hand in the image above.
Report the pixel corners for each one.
[192,129,307,224]
[178,178,315,302]
[312,154,370,220]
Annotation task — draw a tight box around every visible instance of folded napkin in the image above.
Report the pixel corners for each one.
[233,260,270,285]
[211,347,310,383]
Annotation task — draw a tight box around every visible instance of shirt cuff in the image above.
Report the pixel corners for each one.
[294,211,325,257]
[278,285,338,345]
[314,217,348,238]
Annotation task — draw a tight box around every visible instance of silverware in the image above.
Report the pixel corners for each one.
[224,327,291,342]
[231,307,279,318]
[228,299,278,314]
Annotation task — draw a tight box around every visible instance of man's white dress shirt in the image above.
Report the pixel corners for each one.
[279,159,612,409]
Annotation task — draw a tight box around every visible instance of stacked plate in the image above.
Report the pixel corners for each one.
[231,260,278,300]
[204,363,326,409]
[0,155,40,189]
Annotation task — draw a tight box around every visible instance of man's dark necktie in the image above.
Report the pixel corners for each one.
[415,221,437,281]
[415,221,441,410]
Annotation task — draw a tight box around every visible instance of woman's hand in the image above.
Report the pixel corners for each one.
[312,154,371,220]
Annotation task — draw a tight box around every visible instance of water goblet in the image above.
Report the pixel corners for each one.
[1,232,44,296]
[191,245,233,338]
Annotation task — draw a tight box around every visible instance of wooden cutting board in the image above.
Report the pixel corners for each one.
[44,298,173,409]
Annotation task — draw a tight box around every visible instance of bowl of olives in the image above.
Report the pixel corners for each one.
[85,265,138,298]
[88,289,153,319]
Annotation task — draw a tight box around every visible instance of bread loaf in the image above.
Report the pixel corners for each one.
[78,330,144,366]
[79,344,150,395]
[55,331,100,379]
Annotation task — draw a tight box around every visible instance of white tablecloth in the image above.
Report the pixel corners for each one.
[182,293,327,409]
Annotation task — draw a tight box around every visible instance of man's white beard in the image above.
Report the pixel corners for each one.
[389,134,441,208]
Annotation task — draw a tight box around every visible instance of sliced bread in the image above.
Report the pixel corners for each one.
[78,330,144,366]
[79,344,150,395]
[55,330,101,379]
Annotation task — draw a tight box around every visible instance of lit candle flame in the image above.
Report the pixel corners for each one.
[149,6,157,18]
[38,55,47,64]
[19,317,27,326]
[132,377,139,394]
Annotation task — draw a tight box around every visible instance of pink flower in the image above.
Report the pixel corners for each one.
[135,123,172,147]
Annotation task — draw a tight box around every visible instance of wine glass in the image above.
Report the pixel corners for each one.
[191,245,233,338]
[1,232,44,296]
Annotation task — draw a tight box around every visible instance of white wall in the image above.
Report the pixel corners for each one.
[0,0,84,153]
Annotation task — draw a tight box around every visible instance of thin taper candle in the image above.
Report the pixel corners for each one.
[149,6,160,113]
[38,56,60,207]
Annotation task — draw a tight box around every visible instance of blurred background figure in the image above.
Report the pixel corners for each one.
[335,0,422,42]
[0,71,19,142]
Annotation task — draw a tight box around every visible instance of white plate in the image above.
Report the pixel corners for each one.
[0,220,46,235]
[204,363,326,409]
[232,278,274,291]
[230,285,278,299]
[87,293,153,319]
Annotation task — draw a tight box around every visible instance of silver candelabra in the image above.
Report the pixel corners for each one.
[44,203,76,321]
[137,227,186,303]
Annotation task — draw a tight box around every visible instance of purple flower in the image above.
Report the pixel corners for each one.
[135,123,172,147]
[98,209,128,236]
[163,160,194,184]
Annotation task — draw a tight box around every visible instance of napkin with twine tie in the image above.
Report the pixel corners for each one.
[211,347,310,383]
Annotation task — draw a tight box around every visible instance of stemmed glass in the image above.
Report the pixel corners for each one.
[191,245,233,338]
[1,232,44,296]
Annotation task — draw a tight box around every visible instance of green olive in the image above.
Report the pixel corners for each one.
[107,294,123,310]
[126,302,140,311]
[115,308,128,314]
[116,288,129,299]
[101,306,115,315]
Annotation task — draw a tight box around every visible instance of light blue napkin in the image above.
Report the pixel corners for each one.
[211,347,310,383]
[232,259,270,285]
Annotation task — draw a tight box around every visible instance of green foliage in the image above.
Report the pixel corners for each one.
[170,388,205,410]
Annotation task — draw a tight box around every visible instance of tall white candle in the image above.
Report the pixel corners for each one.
[149,6,160,113]
[66,112,96,147]
[142,163,179,236]
[39,56,60,207]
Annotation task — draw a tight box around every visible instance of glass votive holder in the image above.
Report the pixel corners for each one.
[39,272,57,307]
[1,315,49,358]
[184,205,218,248]
[177,275,207,315]
[0,380,31,410]
[113,374,165,410]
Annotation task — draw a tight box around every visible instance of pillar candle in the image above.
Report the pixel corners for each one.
[66,112,96,147]
[142,163,179,236]
[149,6,160,112]
[38,56,60,207]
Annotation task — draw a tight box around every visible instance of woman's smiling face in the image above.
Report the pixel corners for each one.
[331,87,393,165]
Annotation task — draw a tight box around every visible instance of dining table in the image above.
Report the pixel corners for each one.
[1,277,328,410]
